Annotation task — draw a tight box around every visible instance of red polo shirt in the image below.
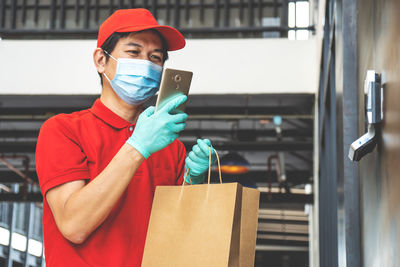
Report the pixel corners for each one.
[36,99,186,267]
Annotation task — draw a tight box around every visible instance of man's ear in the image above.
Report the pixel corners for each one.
[93,48,106,74]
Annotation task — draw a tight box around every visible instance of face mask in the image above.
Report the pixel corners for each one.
[103,51,163,106]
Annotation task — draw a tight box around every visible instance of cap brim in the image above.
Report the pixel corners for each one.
[116,25,185,51]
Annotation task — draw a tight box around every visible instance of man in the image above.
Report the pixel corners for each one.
[36,9,215,267]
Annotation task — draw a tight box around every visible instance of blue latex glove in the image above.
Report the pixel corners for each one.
[184,139,216,184]
[126,95,188,159]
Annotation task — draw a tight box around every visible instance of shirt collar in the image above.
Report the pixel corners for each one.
[90,99,132,129]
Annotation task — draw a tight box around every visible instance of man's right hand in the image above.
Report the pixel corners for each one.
[126,95,188,159]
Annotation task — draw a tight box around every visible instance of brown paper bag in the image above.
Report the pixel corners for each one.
[142,150,260,267]
[240,187,260,267]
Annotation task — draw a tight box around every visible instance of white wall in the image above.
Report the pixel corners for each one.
[0,38,317,95]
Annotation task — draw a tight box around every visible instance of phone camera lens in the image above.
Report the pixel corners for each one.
[174,75,182,82]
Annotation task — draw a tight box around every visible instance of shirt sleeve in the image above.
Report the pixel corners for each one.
[36,115,90,196]
[175,140,187,185]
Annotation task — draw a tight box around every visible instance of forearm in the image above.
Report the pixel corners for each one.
[55,144,144,243]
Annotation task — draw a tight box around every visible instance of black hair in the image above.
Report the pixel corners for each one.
[98,29,169,85]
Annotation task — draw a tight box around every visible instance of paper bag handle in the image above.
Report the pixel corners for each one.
[182,147,222,185]
[208,147,222,184]
[184,168,192,185]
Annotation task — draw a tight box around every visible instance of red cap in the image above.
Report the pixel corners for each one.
[97,8,185,51]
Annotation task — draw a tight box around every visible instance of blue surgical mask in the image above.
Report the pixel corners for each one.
[103,51,163,106]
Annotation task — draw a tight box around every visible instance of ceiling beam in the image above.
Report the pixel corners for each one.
[259,193,313,204]
[0,94,314,116]
[0,192,43,202]
[209,170,312,185]
[0,191,313,203]
[0,169,312,184]
[0,128,313,139]
[0,140,313,153]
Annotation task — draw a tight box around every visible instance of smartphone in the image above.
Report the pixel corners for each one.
[155,68,193,114]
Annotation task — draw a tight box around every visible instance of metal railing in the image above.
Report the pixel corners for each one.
[0,0,314,39]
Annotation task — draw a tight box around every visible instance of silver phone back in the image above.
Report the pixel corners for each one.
[155,68,193,113]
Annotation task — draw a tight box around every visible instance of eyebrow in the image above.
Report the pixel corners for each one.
[124,42,142,48]
[124,42,163,53]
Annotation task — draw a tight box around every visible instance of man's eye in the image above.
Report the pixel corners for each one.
[128,50,139,55]
[151,55,162,61]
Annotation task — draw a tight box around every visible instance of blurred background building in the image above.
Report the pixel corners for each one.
[1,0,399,267]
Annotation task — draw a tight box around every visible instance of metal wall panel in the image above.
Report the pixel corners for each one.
[318,0,362,266]
[357,0,400,265]
[335,0,362,266]
[319,0,400,265]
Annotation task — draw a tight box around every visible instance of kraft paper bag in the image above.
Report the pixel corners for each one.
[142,149,260,267]
[239,186,260,267]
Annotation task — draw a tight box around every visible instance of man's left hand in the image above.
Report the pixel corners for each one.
[184,139,216,184]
